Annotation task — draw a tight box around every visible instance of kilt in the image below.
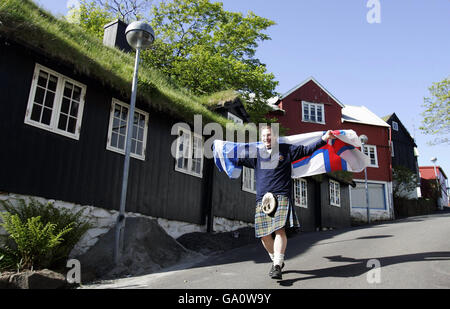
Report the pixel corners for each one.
[254,194,300,238]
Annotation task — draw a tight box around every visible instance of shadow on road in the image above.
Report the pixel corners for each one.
[277,251,450,287]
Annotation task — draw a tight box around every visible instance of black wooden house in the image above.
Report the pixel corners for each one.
[0,0,352,236]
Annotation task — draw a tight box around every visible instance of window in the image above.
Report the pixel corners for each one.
[392,121,398,131]
[25,64,86,140]
[242,167,256,194]
[227,112,243,124]
[329,179,341,207]
[294,178,308,208]
[175,127,204,178]
[362,145,378,167]
[302,101,325,124]
[106,99,149,161]
[390,141,394,157]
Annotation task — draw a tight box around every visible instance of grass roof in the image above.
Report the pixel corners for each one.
[0,0,241,128]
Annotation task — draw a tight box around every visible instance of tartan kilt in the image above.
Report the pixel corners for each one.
[254,194,300,238]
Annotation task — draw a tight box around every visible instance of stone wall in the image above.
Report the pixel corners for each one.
[0,192,252,258]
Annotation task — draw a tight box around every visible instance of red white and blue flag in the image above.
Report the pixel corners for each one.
[213,130,370,179]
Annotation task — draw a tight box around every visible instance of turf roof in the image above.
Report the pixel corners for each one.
[0,0,242,128]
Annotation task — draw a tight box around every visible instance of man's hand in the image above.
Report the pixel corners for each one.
[322,130,337,142]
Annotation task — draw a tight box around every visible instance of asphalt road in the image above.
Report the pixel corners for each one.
[83,212,450,289]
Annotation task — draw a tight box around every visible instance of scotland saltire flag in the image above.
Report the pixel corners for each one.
[213,130,370,179]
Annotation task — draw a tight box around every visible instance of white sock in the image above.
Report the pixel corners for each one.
[269,252,274,262]
[274,253,285,266]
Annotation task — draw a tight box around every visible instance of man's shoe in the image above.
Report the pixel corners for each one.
[268,263,285,277]
[270,264,282,280]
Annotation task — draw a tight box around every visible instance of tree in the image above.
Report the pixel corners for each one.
[66,0,113,39]
[142,0,278,122]
[92,0,153,23]
[392,165,419,199]
[420,78,450,145]
[66,0,279,123]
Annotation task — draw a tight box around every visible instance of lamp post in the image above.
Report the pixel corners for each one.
[114,21,155,265]
[431,157,440,209]
[360,134,370,224]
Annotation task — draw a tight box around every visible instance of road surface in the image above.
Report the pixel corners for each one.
[83,212,450,289]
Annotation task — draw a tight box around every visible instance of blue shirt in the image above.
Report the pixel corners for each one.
[237,138,326,202]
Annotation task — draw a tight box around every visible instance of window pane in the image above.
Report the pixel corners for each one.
[64,82,73,98]
[111,132,118,148]
[38,71,48,87]
[34,87,45,105]
[67,117,76,133]
[119,121,127,135]
[121,106,128,121]
[118,135,125,150]
[58,114,68,131]
[41,107,52,125]
[31,104,42,122]
[72,86,81,102]
[61,98,70,114]
[70,102,79,117]
[48,75,58,91]
[317,107,323,122]
[303,105,309,120]
[136,141,143,156]
[310,105,316,122]
[44,91,55,108]
[139,114,145,128]
[132,124,138,139]
[138,127,144,141]
[131,139,137,154]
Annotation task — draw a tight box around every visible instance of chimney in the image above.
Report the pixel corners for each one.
[103,19,132,53]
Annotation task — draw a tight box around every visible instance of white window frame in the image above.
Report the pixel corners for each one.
[106,98,149,161]
[242,167,256,194]
[301,101,325,124]
[329,179,341,207]
[392,121,398,131]
[227,112,243,124]
[362,144,379,168]
[174,127,204,178]
[293,178,308,208]
[24,63,86,140]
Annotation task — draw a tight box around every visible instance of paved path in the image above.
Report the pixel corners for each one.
[83,212,450,289]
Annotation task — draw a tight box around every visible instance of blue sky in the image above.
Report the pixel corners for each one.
[34,0,450,179]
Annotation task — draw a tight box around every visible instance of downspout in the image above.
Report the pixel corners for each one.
[388,126,395,220]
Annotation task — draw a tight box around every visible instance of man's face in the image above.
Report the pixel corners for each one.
[261,128,272,149]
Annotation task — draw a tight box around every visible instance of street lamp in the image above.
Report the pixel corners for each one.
[360,134,370,224]
[114,21,155,265]
[431,157,440,209]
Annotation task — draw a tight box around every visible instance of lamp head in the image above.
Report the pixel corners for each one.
[125,21,155,50]
[359,134,368,144]
[431,157,437,164]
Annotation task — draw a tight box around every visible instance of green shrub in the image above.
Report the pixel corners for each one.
[0,198,92,271]
[0,213,73,270]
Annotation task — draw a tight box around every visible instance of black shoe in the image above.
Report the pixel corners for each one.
[270,264,282,280]
[268,262,285,277]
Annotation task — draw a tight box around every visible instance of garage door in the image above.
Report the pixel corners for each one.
[351,182,386,210]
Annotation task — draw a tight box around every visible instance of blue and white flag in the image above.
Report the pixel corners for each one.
[213,130,370,179]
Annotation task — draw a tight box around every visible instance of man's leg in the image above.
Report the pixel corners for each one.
[273,228,287,267]
[261,234,274,260]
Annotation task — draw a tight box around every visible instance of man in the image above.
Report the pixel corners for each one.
[234,125,336,279]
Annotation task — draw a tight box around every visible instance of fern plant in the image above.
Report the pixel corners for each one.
[0,198,92,271]
[0,213,73,270]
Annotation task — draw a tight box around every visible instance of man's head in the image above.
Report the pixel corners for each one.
[260,124,278,149]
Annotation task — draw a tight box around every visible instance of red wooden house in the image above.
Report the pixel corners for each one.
[268,77,394,222]
[419,166,449,210]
